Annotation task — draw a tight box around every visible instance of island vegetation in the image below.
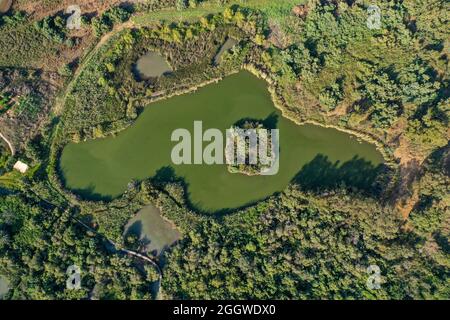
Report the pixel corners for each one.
[227,118,276,176]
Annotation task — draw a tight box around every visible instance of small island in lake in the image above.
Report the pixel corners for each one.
[226,118,277,176]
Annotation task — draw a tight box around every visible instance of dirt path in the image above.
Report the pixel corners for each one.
[0,132,14,155]
[72,215,163,296]
[0,0,12,13]
[54,19,135,115]
[15,0,144,21]
[27,183,163,297]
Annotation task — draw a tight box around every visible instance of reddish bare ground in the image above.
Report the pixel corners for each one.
[13,0,132,20]
[0,0,12,13]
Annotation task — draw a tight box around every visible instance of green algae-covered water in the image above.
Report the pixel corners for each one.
[134,52,172,79]
[60,71,384,212]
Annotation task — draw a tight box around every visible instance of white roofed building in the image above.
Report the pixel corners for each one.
[13,161,29,173]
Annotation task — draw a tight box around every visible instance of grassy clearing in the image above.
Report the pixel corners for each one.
[0,170,22,189]
[0,0,12,13]
[133,0,304,25]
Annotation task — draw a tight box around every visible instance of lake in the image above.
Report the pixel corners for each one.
[60,71,384,212]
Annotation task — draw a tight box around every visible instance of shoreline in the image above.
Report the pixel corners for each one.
[53,35,400,215]
[72,66,394,168]
[60,16,394,169]
[242,64,397,167]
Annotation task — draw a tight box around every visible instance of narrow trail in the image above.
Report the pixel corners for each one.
[54,20,136,115]
[72,215,163,295]
[0,132,14,155]
[26,174,164,296]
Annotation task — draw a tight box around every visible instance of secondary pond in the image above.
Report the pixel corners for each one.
[133,51,172,80]
[123,205,181,256]
[60,71,384,212]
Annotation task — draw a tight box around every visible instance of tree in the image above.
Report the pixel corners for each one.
[58,64,73,77]
[176,0,187,11]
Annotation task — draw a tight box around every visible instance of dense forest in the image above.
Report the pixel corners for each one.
[0,0,448,300]
[163,146,449,299]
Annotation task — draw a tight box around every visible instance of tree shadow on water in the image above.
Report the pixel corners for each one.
[262,113,279,130]
[124,220,153,251]
[233,112,279,130]
[292,154,390,197]
[69,183,114,202]
[150,166,245,216]
[125,220,144,238]
[150,166,183,186]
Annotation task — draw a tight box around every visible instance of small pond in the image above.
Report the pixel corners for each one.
[123,205,181,256]
[133,51,172,80]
